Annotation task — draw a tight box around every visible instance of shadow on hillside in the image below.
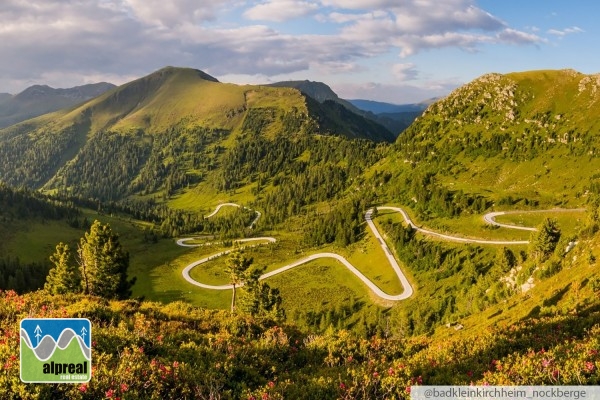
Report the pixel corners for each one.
[418,301,600,384]
[542,283,571,307]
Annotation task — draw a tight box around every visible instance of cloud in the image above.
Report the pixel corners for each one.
[0,0,549,94]
[325,10,388,24]
[244,0,319,22]
[123,0,223,27]
[332,80,459,103]
[392,63,418,81]
[547,26,584,37]
[497,28,544,45]
[329,0,541,57]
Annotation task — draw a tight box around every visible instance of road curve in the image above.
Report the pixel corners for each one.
[483,208,586,232]
[180,204,414,301]
[204,202,261,228]
[180,204,582,301]
[377,206,529,245]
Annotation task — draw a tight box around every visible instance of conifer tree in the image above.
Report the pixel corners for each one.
[239,266,285,321]
[529,218,561,261]
[45,243,80,294]
[226,249,253,313]
[496,247,516,273]
[77,220,134,299]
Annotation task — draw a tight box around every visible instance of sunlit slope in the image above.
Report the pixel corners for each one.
[382,69,600,206]
[0,66,391,196]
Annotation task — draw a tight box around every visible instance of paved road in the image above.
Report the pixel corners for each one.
[203,203,261,228]
[179,204,585,301]
[376,206,529,245]
[483,208,586,232]
[180,204,414,301]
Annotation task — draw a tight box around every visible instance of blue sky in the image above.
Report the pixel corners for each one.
[1,1,597,103]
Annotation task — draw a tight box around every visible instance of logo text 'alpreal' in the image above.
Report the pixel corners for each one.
[20,318,92,383]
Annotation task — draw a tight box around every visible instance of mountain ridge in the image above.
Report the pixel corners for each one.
[266,79,411,136]
[0,66,394,198]
[20,328,91,361]
[0,82,115,129]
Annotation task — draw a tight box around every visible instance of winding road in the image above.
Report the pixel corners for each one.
[483,208,586,232]
[178,204,584,302]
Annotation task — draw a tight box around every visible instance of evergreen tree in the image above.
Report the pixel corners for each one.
[225,249,253,313]
[496,247,516,273]
[45,243,80,294]
[529,218,561,261]
[77,220,134,299]
[239,266,285,321]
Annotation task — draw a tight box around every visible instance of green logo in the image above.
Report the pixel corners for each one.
[20,318,91,383]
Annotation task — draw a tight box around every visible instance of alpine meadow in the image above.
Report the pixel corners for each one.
[1,8,600,396]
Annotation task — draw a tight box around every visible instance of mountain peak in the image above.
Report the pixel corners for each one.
[267,80,338,103]
[150,66,219,83]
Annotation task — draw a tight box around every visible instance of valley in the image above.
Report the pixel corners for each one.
[1,67,600,396]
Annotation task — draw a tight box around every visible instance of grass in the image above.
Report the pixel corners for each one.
[2,220,83,264]
[432,234,600,342]
[493,210,586,235]
[167,181,256,213]
[342,223,406,295]
[375,207,531,244]
[268,257,386,323]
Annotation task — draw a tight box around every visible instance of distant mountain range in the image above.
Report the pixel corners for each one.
[0,82,116,128]
[347,98,435,114]
[267,80,428,136]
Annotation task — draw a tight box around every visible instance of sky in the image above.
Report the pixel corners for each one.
[1,0,598,103]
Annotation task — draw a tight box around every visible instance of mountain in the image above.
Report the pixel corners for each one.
[348,98,438,135]
[267,80,406,137]
[3,69,600,395]
[20,328,90,361]
[0,82,115,128]
[0,66,392,200]
[348,99,429,114]
[385,69,600,207]
[268,80,358,109]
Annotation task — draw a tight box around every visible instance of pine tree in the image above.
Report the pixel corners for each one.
[45,243,80,294]
[496,247,516,273]
[77,220,134,299]
[530,218,561,261]
[239,266,285,321]
[226,249,253,313]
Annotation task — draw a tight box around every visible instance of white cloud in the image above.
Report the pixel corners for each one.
[0,0,549,94]
[324,10,388,23]
[497,28,544,45]
[547,26,584,37]
[123,0,223,27]
[392,63,418,81]
[321,0,399,9]
[327,0,542,58]
[244,0,319,22]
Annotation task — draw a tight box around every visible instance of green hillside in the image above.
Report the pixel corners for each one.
[3,68,600,396]
[268,80,399,139]
[388,69,600,209]
[1,258,598,399]
[0,67,392,201]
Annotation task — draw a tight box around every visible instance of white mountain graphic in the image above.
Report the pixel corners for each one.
[21,328,91,361]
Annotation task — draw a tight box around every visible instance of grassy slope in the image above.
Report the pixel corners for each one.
[386,69,600,207]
